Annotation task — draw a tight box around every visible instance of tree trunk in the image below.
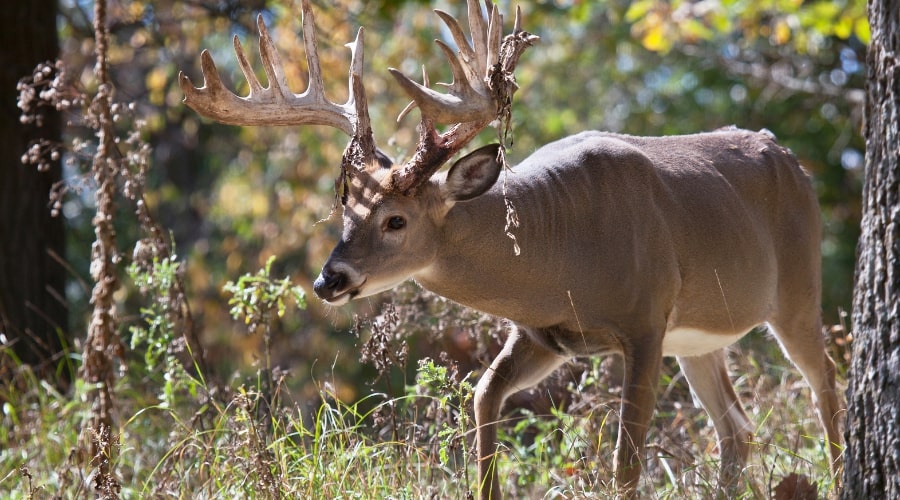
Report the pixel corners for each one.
[0,0,69,385]
[842,0,900,496]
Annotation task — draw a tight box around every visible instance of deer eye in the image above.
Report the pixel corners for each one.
[386,216,406,231]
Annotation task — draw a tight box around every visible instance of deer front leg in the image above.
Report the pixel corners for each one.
[474,325,565,500]
[614,341,663,496]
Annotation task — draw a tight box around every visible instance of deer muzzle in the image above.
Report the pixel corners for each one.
[313,262,366,305]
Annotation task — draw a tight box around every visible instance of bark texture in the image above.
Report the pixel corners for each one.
[842,0,900,496]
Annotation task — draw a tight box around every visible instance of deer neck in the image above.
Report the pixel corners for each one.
[411,190,566,326]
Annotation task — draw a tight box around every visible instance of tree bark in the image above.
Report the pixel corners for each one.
[0,0,69,384]
[842,0,900,497]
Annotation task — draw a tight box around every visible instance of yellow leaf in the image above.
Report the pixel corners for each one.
[710,12,732,33]
[250,192,269,218]
[642,24,671,53]
[128,2,144,19]
[146,66,167,106]
[854,17,871,44]
[774,19,791,45]
[146,66,167,92]
[834,15,853,39]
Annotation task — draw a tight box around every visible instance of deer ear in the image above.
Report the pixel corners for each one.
[442,144,502,202]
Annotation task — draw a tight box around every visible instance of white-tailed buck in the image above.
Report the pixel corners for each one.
[181,0,843,497]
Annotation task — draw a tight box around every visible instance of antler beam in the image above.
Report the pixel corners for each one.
[178,0,369,137]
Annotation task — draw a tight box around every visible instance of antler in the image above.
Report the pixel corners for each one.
[389,1,499,125]
[179,0,535,195]
[178,0,370,140]
[388,0,539,194]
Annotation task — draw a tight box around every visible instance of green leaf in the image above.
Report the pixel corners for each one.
[681,18,715,41]
[625,0,656,23]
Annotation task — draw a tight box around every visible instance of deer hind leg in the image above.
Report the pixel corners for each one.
[474,325,565,500]
[767,316,843,476]
[677,350,754,490]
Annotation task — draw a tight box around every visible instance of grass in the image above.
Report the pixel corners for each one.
[1,335,841,499]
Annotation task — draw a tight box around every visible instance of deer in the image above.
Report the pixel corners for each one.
[179,0,843,497]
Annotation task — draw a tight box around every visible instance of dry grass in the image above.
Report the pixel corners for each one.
[0,330,841,499]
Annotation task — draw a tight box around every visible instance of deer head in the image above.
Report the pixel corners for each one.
[179,0,537,305]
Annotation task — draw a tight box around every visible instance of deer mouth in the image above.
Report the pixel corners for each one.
[321,277,367,305]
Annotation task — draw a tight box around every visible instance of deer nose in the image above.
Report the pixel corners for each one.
[313,267,346,299]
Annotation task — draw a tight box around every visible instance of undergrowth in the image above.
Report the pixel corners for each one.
[1,274,843,499]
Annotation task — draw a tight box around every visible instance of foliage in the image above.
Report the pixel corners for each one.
[411,357,475,470]
[224,255,306,334]
[625,0,869,55]
[127,250,205,408]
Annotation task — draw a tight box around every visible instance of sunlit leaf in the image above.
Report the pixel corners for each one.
[680,18,715,42]
[128,2,145,19]
[641,24,671,53]
[570,1,592,24]
[625,0,657,23]
[146,66,167,106]
[854,17,871,44]
[250,192,268,218]
[834,15,854,39]
[709,11,732,33]
[774,18,792,45]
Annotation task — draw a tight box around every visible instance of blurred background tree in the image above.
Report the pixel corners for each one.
[36,0,864,401]
[1,0,69,387]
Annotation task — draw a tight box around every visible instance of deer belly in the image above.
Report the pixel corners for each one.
[661,327,748,357]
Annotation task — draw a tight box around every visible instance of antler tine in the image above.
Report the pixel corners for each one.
[435,10,476,71]
[346,28,369,129]
[396,65,428,123]
[300,0,326,103]
[467,0,489,78]
[233,35,263,97]
[435,10,483,92]
[257,15,290,100]
[179,0,372,137]
[388,0,500,126]
[389,0,537,195]
[346,27,377,164]
[486,5,502,70]
[513,4,523,33]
